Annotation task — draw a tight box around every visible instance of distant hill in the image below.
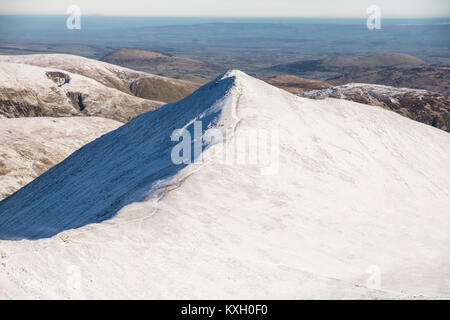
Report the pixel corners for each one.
[102,48,226,83]
[265,53,450,96]
[0,61,164,122]
[300,83,450,132]
[129,77,200,103]
[0,54,200,103]
[329,65,450,97]
[261,75,331,94]
[267,53,427,75]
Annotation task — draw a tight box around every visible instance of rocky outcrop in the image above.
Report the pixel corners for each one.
[300,83,450,132]
[45,71,71,87]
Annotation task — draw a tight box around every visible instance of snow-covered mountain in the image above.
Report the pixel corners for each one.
[0,54,201,103]
[0,61,164,122]
[300,83,450,132]
[0,71,449,299]
[0,117,121,200]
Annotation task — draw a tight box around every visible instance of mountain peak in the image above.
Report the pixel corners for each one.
[0,70,449,243]
[220,69,249,80]
[0,69,449,299]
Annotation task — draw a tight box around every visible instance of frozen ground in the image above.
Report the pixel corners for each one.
[0,61,164,122]
[0,71,449,299]
[0,117,122,200]
[299,83,450,132]
[0,54,200,103]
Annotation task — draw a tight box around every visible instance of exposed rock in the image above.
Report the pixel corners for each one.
[45,71,71,87]
[300,83,450,132]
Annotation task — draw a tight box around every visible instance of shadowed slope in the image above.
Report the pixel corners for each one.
[0,73,237,239]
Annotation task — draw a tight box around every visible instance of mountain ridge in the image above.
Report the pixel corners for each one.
[0,61,165,122]
[300,83,450,132]
[0,70,449,299]
[0,54,201,103]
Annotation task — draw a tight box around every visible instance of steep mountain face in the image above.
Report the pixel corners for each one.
[102,48,225,83]
[0,117,121,200]
[0,54,200,103]
[0,61,164,122]
[261,74,331,94]
[300,84,450,132]
[0,71,449,299]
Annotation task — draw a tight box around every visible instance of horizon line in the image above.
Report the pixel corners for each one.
[0,14,449,19]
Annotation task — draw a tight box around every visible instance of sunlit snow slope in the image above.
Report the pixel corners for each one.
[0,117,122,200]
[0,71,449,299]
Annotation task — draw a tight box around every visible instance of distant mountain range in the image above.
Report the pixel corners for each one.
[0,54,200,105]
[261,75,331,94]
[266,53,450,96]
[268,53,427,74]
[102,48,225,83]
[329,65,450,97]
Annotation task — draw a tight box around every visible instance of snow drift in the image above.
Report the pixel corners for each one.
[0,71,449,299]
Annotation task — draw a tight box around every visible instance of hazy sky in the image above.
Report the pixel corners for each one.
[0,0,449,18]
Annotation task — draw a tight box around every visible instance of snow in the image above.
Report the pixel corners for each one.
[301,83,431,99]
[0,117,122,200]
[0,61,164,122]
[0,53,197,90]
[0,71,449,299]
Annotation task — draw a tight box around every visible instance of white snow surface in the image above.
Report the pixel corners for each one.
[301,83,432,100]
[0,61,164,121]
[0,53,197,90]
[0,71,449,299]
[0,117,122,200]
